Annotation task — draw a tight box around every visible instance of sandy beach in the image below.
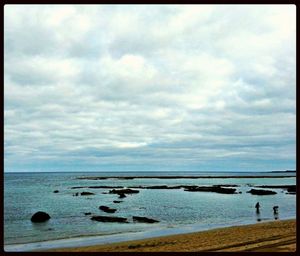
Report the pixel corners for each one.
[49,219,296,252]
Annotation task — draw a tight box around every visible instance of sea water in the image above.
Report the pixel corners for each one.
[4,171,296,251]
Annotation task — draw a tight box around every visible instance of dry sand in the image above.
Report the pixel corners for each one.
[49,219,296,252]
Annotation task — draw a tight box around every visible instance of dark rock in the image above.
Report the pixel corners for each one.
[144,185,170,189]
[53,190,59,193]
[247,189,277,195]
[71,186,124,189]
[91,216,128,223]
[132,216,159,223]
[80,192,95,196]
[113,200,122,203]
[254,185,296,193]
[31,211,51,222]
[119,193,126,198]
[184,186,236,194]
[287,186,296,193]
[213,184,240,187]
[109,189,139,195]
[84,212,92,215]
[99,206,117,213]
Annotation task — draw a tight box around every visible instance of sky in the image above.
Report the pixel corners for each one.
[4,5,296,172]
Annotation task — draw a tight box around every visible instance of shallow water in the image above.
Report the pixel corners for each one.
[4,171,296,249]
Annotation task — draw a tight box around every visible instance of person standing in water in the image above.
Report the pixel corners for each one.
[255,202,261,221]
[273,206,279,220]
[255,202,260,213]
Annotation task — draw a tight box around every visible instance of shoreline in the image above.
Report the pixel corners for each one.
[49,219,296,252]
[5,218,296,252]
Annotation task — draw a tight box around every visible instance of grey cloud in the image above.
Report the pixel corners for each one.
[4,5,296,172]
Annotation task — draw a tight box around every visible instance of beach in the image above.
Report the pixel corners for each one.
[49,219,296,252]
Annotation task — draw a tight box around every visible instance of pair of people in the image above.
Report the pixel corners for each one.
[255,202,279,220]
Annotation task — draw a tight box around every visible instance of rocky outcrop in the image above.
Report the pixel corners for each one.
[113,200,122,203]
[91,216,128,223]
[53,190,59,193]
[99,206,117,213]
[247,189,277,195]
[119,193,126,198]
[132,216,159,223]
[109,189,139,195]
[184,186,236,194]
[254,185,295,191]
[80,192,95,196]
[84,212,92,215]
[287,186,296,193]
[213,184,240,187]
[71,186,124,189]
[31,211,51,222]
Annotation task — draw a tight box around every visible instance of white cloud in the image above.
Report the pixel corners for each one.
[4,5,296,171]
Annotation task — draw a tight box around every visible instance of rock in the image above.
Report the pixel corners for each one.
[255,185,296,192]
[91,216,128,223]
[144,185,170,189]
[109,189,139,195]
[184,186,236,194]
[53,190,59,193]
[286,192,296,195]
[113,200,122,203]
[80,192,95,196]
[99,206,117,213]
[31,211,51,222]
[213,184,240,187]
[287,186,296,193]
[84,212,92,215]
[71,186,124,189]
[132,216,159,223]
[247,189,277,195]
[119,193,126,198]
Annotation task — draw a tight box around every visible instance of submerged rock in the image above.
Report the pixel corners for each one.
[247,189,277,195]
[80,192,95,196]
[71,186,124,189]
[84,212,92,215]
[53,190,59,193]
[132,216,159,223]
[113,200,122,203]
[109,189,139,195]
[91,216,128,223]
[99,206,117,213]
[119,193,126,198]
[287,186,296,193]
[184,186,236,194]
[31,211,51,222]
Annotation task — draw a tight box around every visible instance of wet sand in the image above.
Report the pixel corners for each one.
[49,219,296,252]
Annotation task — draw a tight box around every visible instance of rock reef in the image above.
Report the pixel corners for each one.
[132,216,159,223]
[247,189,277,195]
[90,216,128,223]
[184,186,237,194]
[99,206,117,213]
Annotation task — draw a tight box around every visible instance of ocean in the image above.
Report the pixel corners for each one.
[4,171,296,251]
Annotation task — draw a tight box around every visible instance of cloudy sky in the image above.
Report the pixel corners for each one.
[4,5,296,172]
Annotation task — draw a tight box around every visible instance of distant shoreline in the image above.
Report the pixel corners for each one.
[76,175,296,180]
